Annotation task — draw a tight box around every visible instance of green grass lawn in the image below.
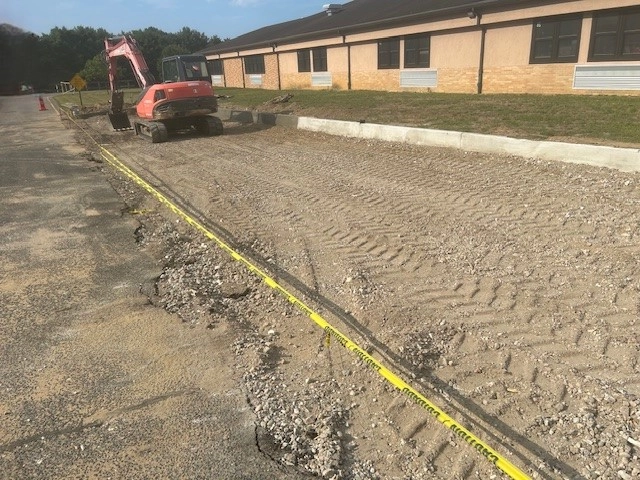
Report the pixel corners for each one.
[216,87,640,146]
[54,87,640,146]
[52,89,140,110]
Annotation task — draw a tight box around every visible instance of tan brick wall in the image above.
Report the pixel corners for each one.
[352,69,398,91]
[482,20,640,95]
[280,47,349,90]
[282,73,312,89]
[223,57,244,88]
[216,55,282,90]
[262,54,280,90]
[330,73,349,90]
[483,65,574,94]
[346,68,480,94]
[281,73,350,90]
[436,68,479,93]
[484,64,640,95]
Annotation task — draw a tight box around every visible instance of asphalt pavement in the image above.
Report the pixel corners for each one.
[0,95,300,479]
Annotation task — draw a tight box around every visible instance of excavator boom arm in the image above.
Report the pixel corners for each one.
[104,35,157,129]
[104,35,155,92]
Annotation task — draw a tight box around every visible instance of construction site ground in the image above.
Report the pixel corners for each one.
[3,94,640,480]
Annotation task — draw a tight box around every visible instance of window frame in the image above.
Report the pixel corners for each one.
[297,49,311,72]
[404,33,430,69]
[588,7,640,61]
[529,14,582,64]
[244,55,265,74]
[312,47,328,72]
[378,38,400,70]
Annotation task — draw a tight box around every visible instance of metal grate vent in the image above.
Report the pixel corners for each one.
[574,65,640,90]
[249,74,263,86]
[400,70,438,88]
[312,72,332,87]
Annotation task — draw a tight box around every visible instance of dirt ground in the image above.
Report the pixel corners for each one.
[0,97,310,480]
[64,110,640,480]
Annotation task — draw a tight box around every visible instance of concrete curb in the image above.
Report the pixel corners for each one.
[217,108,640,173]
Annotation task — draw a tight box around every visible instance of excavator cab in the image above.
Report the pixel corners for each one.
[161,55,211,83]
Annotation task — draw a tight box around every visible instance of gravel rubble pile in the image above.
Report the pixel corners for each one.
[131,211,380,479]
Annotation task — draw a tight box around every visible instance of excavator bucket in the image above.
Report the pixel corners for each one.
[108,91,132,130]
[108,111,131,130]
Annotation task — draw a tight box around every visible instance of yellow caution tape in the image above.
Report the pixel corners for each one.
[68,110,531,480]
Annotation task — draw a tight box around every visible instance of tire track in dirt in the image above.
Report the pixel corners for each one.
[91,121,640,479]
[219,131,638,477]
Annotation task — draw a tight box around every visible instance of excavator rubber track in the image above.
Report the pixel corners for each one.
[132,116,223,143]
[134,120,169,143]
[194,116,224,136]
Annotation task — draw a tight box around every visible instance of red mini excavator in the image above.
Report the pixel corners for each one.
[104,35,223,143]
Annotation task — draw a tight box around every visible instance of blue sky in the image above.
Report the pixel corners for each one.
[1,0,325,39]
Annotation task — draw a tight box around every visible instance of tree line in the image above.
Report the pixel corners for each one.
[0,24,223,94]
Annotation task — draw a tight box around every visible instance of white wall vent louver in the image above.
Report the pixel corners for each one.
[574,65,640,90]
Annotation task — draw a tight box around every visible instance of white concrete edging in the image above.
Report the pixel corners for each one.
[296,117,640,173]
[218,109,640,173]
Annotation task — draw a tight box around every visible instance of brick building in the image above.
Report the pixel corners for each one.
[200,0,640,95]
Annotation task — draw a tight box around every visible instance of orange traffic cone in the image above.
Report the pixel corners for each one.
[38,95,47,111]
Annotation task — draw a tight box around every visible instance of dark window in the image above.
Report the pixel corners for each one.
[244,55,265,74]
[404,34,430,68]
[162,58,180,82]
[297,49,311,72]
[530,15,581,63]
[312,47,327,72]
[378,38,400,69]
[589,8,640,61]
[208,59,224,76]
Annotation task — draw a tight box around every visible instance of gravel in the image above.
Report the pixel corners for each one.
[96,123,640,480]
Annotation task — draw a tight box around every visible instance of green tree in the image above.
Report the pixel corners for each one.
[172,27,210,53]
[127,27,169,80]
[79,53,107,83]
[161,43,189,58]
[0,26,40,92]
[126,27,212,81]
[0,24,220,92]
[39,26,110,89]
